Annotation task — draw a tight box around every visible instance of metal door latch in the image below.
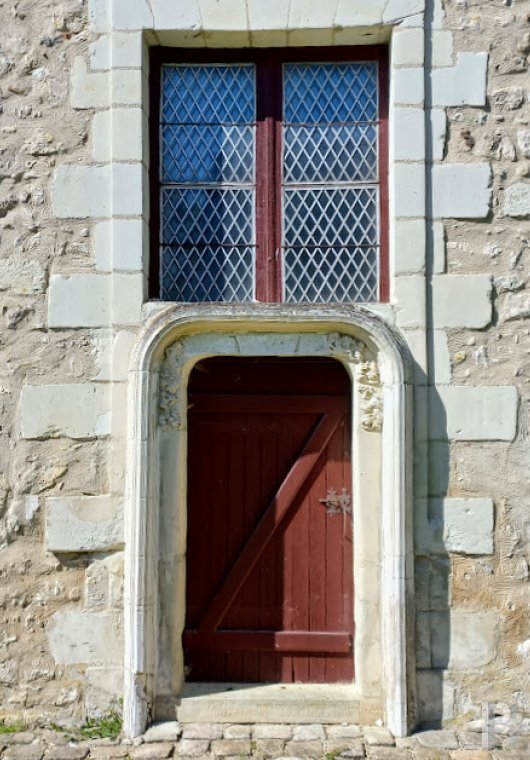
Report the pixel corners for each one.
[319,487,351,515]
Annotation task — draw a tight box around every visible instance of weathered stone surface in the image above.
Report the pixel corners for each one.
[45,496,123,553]
[3,746,44,760]
[252,726,292,740]
[44,747,89,760]
[143,720,182,742]
[20,384,111,440]
[253,738,286,755]
[88,747,129,759]
[47,611,122,665]
[443,499,494,555]
[449,610,498,668]
[503,183,530,218]
[223,725,250,739]
[291,725,325,741]
[417,730,458,749]
[182,724,223,740]
[284,741,322,758]
[173,740,210,756]
[450,751,491,759]
[490,87,524,111]
[210,739,251,756]
[326,725,363,739]
[128,743,174,759]
[364,727,395,746]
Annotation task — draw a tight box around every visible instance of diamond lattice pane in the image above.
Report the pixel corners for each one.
[283,123,377,183]
[162,64,255,124]
[283,63,378,124]
[162,187,254,246]
[162,124,254,184]
[283,187,378,248]
[161,245,254,301]
[284,246,378,303]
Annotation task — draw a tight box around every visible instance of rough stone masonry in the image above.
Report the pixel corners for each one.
[0,0,529,743]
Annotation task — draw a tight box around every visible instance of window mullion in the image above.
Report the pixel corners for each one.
[255,59,280,302]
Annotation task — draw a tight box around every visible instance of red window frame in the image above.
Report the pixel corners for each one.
[149,46,389,303]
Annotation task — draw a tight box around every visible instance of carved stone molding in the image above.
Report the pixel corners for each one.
[158,340,185,430]
[355,360,383,433]
[158,330,382,433]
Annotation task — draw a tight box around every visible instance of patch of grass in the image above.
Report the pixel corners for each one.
[79,708,122,741]
[324,751,341,760]
[0,720,27,734]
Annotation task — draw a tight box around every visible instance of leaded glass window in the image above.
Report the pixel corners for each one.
[153,48,388,304]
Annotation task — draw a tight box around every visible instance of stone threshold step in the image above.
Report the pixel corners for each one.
[175,683,364,724]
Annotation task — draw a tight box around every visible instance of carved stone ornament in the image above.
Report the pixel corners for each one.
[158,340,185,430]
[355,360,383,433]
[158,332,383,432]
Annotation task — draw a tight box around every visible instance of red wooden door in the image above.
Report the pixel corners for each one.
[184,357,353,683]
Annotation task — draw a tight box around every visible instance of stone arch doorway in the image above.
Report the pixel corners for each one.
[123,305,413,738]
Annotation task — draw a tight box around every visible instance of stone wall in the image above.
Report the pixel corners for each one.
[0,0,528,736]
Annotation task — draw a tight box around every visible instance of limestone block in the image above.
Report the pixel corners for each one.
[432,274,492,328]
[20,384,111,439]
[93,108,143,163]
[432,330,451,384]
[334,0,385,26]
[432,164,491,219]
[431,30,454,67]
[431,53,488,107]
[89,0,110,32]
[46,495,123,552]
[111,32,144,68]
[71,57,109,109]
[394,219,425,273]
[432,221,445,273]
[112,0,153,29]
[504,182,530,218]
[95,219,144,272]
[112,163,143,216]
[48,274,110,328]
[417,670,455,723]
[430,385,518,441]
[392,28,424,66]
[47,611,122,665]
[144,722,182,742]
[52,165,111,219]
[449,610,497,669]
[288,0,339,29]
[430,108,447,161]
[384,0,425,24]
[152,0,201,28]
[393,163,426,217]
[199,0,249,30]
[443,498,494,555]
[112,69,143,106]
[0,256,46,294]
[394,276,426,328]
[85,667,124,714]
[393,108,425,161]
[113,273,145,325]
[90,36,110,70]
[392,67,424,105]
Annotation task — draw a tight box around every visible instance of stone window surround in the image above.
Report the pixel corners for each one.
[124,304,413,738]
[80,0,427,740]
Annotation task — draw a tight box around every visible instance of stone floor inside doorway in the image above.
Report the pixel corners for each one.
[1,721,529,760]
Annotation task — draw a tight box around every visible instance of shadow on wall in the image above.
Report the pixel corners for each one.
[415,377,451,729]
